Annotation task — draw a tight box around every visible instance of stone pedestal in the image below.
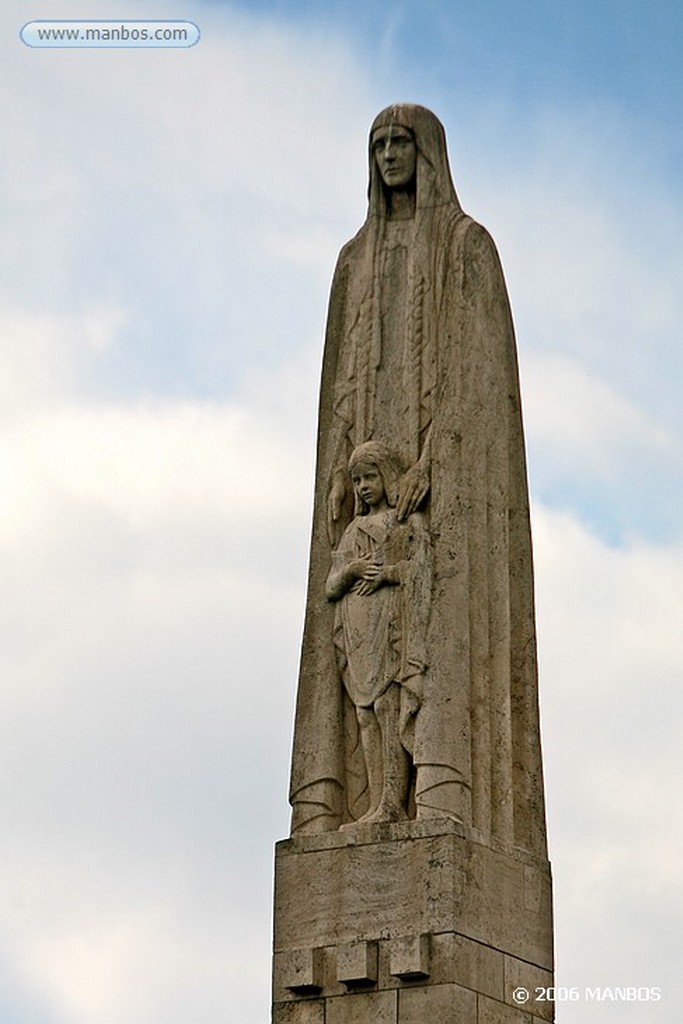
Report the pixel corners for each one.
[272,820,554,1023]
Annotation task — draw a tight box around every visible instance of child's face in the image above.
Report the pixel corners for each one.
[351,462,386,508]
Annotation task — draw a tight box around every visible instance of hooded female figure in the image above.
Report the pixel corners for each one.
[289,104,547,860]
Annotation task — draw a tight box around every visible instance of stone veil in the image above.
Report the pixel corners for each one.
[289,103,547,860]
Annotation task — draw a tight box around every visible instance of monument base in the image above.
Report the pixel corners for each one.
[272,820,553,1023]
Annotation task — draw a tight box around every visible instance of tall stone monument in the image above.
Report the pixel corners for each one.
[272,104,554,1024]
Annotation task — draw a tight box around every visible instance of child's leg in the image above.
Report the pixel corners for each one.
[356,705,383,818]
[371,683,410,821]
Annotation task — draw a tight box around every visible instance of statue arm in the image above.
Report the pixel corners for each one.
[327,466,349,543]
[319,253,355,544]
[325,560,359,601]
[397,427,431,521]
[326,535,381,601]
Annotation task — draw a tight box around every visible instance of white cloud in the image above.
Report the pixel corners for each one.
[534,506,683,1018]
[464,108,683,441]
[1,4,359,1019]
[1,0,373,407]
[0,389,304,1023]
[2,849,269,1024]
[0,306,127,419]
[457,113,683,540]
[2,400,306,539]
[522,350,678,493]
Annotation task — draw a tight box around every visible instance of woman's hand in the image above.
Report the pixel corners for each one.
[397,461,430,520]
[327,472,347,544]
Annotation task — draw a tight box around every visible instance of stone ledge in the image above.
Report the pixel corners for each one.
[276,947,324,994]
[277,816,466,855]
[337,940,378,986]
[273,932,552,1007]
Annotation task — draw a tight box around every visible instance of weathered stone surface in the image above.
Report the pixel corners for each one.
[326,990,397,1024]
[449,933,505,1001]
[273,945,348,1005]
[274,823,552,972]
[274,947,324,994]
[399,982,476,1022]
[459,844,554,971]
[388,933,430,979]
[503,957,554,1022]
[336,940,378,986]
[478,994,533,1024]
[272,999,325,1024]
[274,821,464,949]
[278,816,466,856]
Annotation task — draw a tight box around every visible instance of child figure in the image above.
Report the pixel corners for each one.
[326,441,431,825]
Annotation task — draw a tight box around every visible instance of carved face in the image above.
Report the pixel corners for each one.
[371,125,416,189]
[351,462,386,509]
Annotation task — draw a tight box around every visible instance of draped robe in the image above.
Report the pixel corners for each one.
[289,105,547,859]
[328,508,431,759]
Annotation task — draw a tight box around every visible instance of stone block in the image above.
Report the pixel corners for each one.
[399,982,476,1023]
[274,824,552,974]
[336,940,378,986]
[275,947,324,994]
[388,934,430,979]
[451,933,505,1001]
[478,993,533,1024]
[273,820,465,950]
[459,845,553,971]
[523,864,544,914]
[503,957,553,1022]
[327,990,397,1024]
[272,999,325,1024]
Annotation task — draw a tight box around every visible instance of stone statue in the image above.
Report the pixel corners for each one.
[326,441,431,825]
[274,106,553,1024]
[289,104,546,861]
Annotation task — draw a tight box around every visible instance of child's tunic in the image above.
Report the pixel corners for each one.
[328,509,431,711]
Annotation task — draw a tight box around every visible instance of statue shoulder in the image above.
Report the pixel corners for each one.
[327,225,370,304]
[460,217,504,267]
[437,214,501,281]
[336,222,370,268]
[447,215,498,259]
[453,216,507,299]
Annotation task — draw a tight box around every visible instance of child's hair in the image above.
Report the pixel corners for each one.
[348,441,404,514]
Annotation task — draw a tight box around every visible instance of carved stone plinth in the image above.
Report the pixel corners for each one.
[272,820,553,1023]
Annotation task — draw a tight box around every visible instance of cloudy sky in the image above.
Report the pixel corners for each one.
[2,1,682,1021]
